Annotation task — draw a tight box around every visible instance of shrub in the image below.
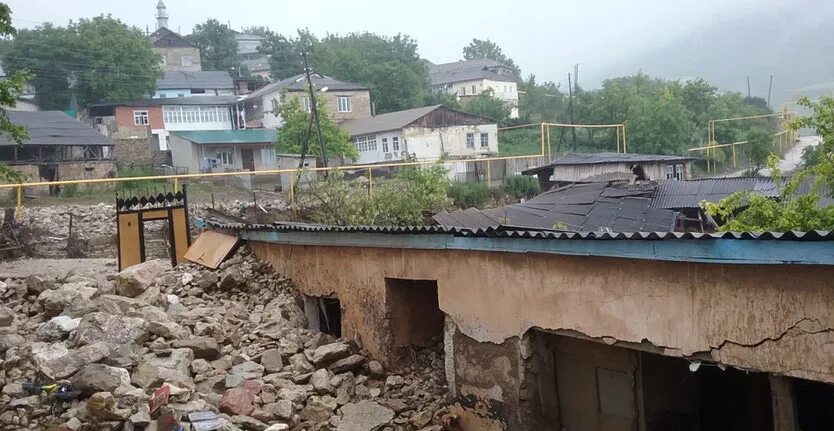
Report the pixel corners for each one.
[61,183,80,197]
[448,182,490,209]
[116,164,163,191]
[501,175,539,199]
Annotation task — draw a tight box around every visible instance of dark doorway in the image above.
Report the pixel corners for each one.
[38,164,58,195]
[241,148,255,171]
[385,278,444,347]
[632,164,647,180]
[794,377,834,430]
[304,295,341,338]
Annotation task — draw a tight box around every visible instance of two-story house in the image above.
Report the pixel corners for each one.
[427,59,519,118]
[149,1,202,72]
[242,73,371,129]
[340,104,497,180]
[234,31,270,79]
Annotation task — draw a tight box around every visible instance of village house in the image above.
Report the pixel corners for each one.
[149,1,202,72]
[339,105,498,180]
[427,58,520,118]
[0,111,114,183]
[234,31,270,79]
[523,152,695,190]
[214,220,834,431]
[87,95,244,165]
[242,73,371,129]
[153,71,235,99]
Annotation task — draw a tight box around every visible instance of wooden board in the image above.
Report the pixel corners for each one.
[184,230,239,269]
[117,213,142,271]
[170,207,191,266]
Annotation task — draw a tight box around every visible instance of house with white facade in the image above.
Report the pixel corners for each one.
[154,71,235,98]
[427,59,520,118]
[340,105,497,179]
[242,73,371,129]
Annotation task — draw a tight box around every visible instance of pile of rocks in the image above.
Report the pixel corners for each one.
[0,247,448,430]
[16,197,289,259]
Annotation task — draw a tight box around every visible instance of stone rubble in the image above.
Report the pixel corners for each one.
[0,245,449,430]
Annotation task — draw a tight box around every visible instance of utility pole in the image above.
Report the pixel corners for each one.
[301,51,327,168]
[568,73,577,151]
[747,76,751,98]
[767,75,773,107]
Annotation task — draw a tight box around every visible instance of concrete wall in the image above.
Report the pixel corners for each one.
[249,243,834,384]
[154,47,202,72]
[403,124,498,160]
[169,134,274,174]
[256,90,372,129]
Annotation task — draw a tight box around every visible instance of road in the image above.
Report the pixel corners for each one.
[723,135,821,177]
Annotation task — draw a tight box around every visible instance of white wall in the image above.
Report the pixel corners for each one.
[403,124,498,160]
[351,130,405,164]
[441,79,519,118]
[257,89,283,129]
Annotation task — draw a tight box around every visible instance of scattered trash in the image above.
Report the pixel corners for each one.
[188,411,223,431]
[149,385,171,414]
[21,381,81,401]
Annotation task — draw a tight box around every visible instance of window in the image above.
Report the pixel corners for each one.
[466,133,475,148]
[480,133,489,148]
[472,85,476,94]
[181,55,193,67]
[217,151,233,165]
[382,137,389,152]
[674,163,684,181]
[666,164,674,180]
[163,105,229,125]
[368,135,377,151]
[461,87,466,96]
[133,110,149,126]
[392,136,400,151]
[300,96,311,113]
[355,136,367,152]
[337,96,352,113]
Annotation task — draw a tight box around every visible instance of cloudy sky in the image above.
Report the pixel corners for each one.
[4,0,818,88]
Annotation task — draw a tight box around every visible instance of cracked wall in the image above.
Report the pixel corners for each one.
[249,242,834,384]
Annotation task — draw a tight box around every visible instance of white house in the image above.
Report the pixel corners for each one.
[339,105,498,179]
[427,59,519,118]
[154,71,235,99]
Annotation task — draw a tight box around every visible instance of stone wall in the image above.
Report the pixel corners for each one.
[113,138,155,165]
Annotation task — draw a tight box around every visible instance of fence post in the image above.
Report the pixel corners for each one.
[290,172,295,209]
[173,178,179,193]
[368,168,373,197]
[486,160,491,186]
[16,185,22,213]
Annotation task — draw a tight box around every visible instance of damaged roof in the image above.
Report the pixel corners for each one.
[652,177,780,209]
[434,182,677,232]
[523,152,695,176]
[0,111,112,147]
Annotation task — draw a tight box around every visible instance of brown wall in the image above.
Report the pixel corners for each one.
[114,106,164,133]
[249,242,834,385]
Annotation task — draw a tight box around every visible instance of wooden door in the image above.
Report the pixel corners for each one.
[241,148,255,171]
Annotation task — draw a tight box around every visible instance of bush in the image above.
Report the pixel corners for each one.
[302,164,452,226]
[61,183,80,197]
[501,175,539,199]
[448,182,490,209]
[116,164,163,191]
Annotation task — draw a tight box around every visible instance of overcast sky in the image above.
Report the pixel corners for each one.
[5,0,810,88]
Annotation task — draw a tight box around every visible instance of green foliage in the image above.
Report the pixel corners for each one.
[3,15,161,109]
[448,182,489,209]
[502,175,539,199]
[303,164,451,226]
[423,91,461,110]
[498,128,542,156]
[260,31,428,113]
[275,94,357,160]
[187,19,239,73]
[705,96,834,231]
[462,38,519,73]
[518,75,563,123]
[461,89,512,124]
[0,3,29,183]
[744,129,773,171]
[116,164,163,191]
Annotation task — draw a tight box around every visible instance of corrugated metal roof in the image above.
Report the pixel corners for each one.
[171,129,277,145]
[651,177,780,209]
[157,71,234,90]
[205,220,834,241]
[436,183,677,232]
[523,152,695,175]
[90,95,241,108]
[427,59,518,86]
[0,111,112,147]
[340,105,441,136]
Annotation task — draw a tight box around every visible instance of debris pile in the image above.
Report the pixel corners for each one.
[0,246,448,430]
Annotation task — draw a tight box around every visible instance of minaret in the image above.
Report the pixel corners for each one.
[155,0,169,30]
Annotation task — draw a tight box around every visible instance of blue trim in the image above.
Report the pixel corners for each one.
[239,231,834,265]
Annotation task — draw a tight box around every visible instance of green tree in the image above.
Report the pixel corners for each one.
[3,16,160,109]
[0,2,30,181]
[462,38,519,73]
[423,91,461,110]
[259,32,304,80]
[743,129,773,172]
[187,19,239,72]
[704,97,834,231]
[275,94,357,160]
[518,74,565,123]
[462,89,511,123]
[624,87,694,154]
[312,32,428,113]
